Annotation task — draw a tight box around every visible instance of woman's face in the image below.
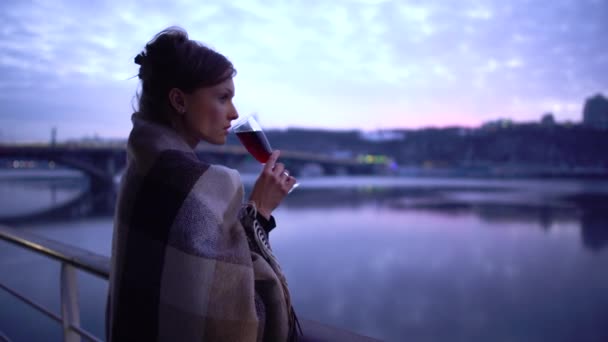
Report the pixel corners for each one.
[182,77,238,145]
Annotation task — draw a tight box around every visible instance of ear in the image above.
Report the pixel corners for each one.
[168,88,187,113]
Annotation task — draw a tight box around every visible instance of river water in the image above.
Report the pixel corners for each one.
[1,170,607,342]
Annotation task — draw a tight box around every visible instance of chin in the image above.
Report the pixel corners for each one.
[199,132,226,145]
[208,136,226,145]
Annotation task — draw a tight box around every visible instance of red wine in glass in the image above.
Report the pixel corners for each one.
[236,131,272,163]
[232,115,299,192]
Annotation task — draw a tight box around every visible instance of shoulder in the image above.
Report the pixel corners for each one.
[126,150,210,200]
[154,149,209,176]
[151,149,211,178]
[137,149,243,203]
[152,150,240,182]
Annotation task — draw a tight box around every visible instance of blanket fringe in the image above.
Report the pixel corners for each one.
[245,201,303,341]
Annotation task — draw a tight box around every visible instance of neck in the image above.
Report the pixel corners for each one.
[171,116,200,149]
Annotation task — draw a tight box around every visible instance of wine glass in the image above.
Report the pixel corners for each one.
[232,115,299,192]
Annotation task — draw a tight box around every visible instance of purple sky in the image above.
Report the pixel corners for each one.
[1,0,607,142]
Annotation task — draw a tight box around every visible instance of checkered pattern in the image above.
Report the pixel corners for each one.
[106,114,294,341]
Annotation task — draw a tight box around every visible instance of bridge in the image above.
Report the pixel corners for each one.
[0,143,381,191]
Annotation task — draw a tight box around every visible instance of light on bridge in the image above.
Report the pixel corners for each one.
[11,160,38,169]
[357,154,390,165]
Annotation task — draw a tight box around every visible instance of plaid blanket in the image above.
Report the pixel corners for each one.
[106,114,297,341]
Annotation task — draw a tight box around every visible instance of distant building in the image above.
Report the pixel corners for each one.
[583,93,608,129]
[541,113,555,126]
[51,127,57,146]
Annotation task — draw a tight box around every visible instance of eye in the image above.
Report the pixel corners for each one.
[219,93,230,102]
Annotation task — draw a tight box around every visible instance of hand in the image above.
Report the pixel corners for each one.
[248,150,297,219]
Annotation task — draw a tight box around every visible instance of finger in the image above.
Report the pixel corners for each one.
[272,163,285,177]
[280,171,291,184]
[264,150,280,172]
[284,177,297,192]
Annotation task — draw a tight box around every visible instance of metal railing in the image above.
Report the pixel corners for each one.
[0,225,107,342]
[0,224,380,342]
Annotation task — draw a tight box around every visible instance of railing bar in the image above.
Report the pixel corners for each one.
[0,281,62,323]
[0,225,380,341]
[0,225,109,279]
[0,282,104,342]
[61,263,80,342]
[70,325,103,342]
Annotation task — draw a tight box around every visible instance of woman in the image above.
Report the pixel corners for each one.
[107,27,300,342]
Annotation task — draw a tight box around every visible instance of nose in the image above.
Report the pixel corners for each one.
[229,104,239,121]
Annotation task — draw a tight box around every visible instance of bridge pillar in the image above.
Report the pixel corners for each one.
[106,157,116,176]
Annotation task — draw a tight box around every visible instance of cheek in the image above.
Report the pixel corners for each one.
[189,101,222,130]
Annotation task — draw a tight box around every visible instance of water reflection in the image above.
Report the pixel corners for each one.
[0,185,115,226]
[581,210,608,251]
[564,193,608,252]
[2,175,608,341]
[0,177,86,218]
[274,207,608,342]
[2,177,608,252]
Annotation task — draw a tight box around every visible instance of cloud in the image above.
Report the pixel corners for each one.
[0,0,607,141]
[465,7,494,20]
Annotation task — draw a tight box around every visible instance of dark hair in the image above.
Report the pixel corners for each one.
[134,26,236,124]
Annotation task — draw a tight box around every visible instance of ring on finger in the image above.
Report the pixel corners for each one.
[282,170,290,177]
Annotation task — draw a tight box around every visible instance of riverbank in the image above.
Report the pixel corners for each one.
[0,169,84,180]
[396,165,608,179]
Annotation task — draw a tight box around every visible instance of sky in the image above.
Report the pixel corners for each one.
[1,0,607,142]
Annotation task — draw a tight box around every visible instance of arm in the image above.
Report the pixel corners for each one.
[247,150,297,220]
[256,213,277,234]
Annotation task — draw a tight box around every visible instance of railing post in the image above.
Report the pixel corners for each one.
[61,263,80,342]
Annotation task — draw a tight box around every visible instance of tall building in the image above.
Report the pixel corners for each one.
[583,94,608,129]
[51,127,57,146]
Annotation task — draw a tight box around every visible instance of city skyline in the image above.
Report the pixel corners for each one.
[1,0,607,142]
